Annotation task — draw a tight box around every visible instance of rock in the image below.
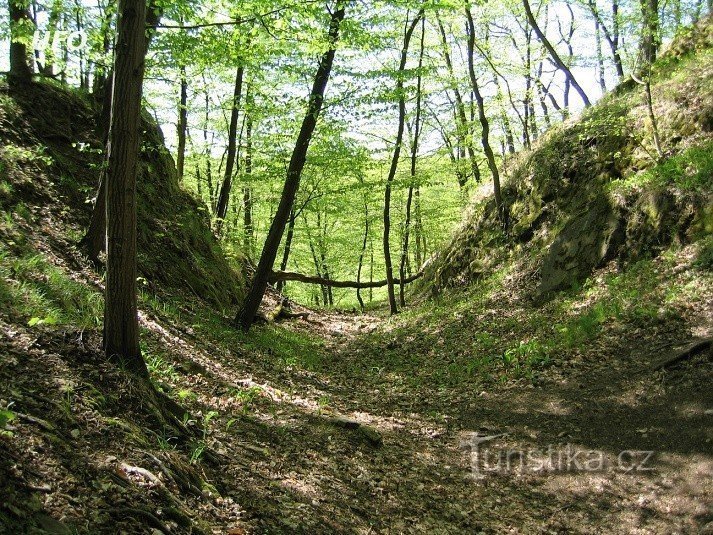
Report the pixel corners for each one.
[538,196,623,296]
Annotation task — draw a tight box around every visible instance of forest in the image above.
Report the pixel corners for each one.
[0,0,712,532]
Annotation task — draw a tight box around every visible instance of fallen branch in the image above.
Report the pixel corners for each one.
[652,337,713,371]
[269,270,424,289]
[326,416,383,447]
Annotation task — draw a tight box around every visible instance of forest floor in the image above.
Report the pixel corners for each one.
[2,223,712,534]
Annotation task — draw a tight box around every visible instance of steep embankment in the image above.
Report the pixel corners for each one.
[0,81,243,311]
[423,17,713,298]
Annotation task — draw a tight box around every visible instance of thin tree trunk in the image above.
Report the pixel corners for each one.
[399,16,425,308]
[594,16,607,94]
[203,86,216,212]
[38,0,62,76]
[276,209,296,293]
[588,0,625,80]
[555,4,576,112]
[522,0,591,107]
[465,6,508,229]
[436,15,480,187]
[215,65,245,231]
[356,194,369,311]
[176,64,188,181]
[104,0,148,375]
[236,2,345,331]
[369,236,374,303]
[75,1,88,90]
[383,9,424,316]
[536,62,551,128]
[414,186,424,266]
[243,86,254,259]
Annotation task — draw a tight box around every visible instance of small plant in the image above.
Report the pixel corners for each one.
[0,404,16,438]
[230,386,263,414]
[189,410,219,464]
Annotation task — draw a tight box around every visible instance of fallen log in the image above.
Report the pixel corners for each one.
[269,269,424,289]
[652,337,713,371]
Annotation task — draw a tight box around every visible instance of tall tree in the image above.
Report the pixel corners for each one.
[400,16,426,308]
[639,0,660,64]
[81,0,163,263]
[436,14,480,188]
[104,0,149,375]
[176,64,188,181]
[522,0,591,107]
[465,5,508,228]
[8,0,34,84]
[236,1,346,331]
[215,64,245,232]
[383,8,424,316]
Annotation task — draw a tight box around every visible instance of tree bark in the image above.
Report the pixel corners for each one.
[270,270,423,289]
[215,65,245,231]
[236,2,345,331]
[594,15,607,94]
[399,16,425,308]
[276,209,296,293]
[465,6,508,229]
[8,0,34,84]
[356,194,369,311]
[243,86,254,259]
[383,9,424,316]
[81,0,164,262]
[436,15,480,187]
[522,0,591,107]
[104,0,148,376]
[176,64,188,182]
[639,0,660,65]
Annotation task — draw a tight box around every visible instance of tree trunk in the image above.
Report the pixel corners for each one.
[594,16,607,94]
[215,65,245,232]
[81,0,164,261]
[639,0,660,65]
[399,16,425,308]
[8,0,34,84]
[176,64,188,182]
[436,15,480,187]
[588,0,624,80]
[356,195,369,311]
[465,6,508,229]
[38,0,62,76]
[414,186,424,266]
[236,2,345,331]
[383,10,423,316]
[104,0,148,376]
[522,0,591,107]
[276,209,296,293]
[243,86,254,259]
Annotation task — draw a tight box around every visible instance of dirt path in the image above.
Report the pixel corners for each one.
[267,305,712,534]
[2,275,711,534]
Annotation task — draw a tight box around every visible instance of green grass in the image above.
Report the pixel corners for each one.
[0,243,102,329]
[609,140,713,193]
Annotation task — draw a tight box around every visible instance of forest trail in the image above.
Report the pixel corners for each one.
[262,263,713,533]
[2,239,711,533]
[116,241,712,533]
